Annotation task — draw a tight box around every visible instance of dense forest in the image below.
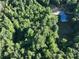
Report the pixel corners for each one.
[0,0,79,59]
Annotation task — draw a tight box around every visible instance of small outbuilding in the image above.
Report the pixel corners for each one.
[52,6,68,22]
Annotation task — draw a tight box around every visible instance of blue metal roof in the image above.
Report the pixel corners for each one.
[59,11,68,22]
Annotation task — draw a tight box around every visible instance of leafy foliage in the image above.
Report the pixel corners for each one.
[0,0,79,59]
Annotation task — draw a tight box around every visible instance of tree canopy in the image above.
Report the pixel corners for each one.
[0,0,79,59]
